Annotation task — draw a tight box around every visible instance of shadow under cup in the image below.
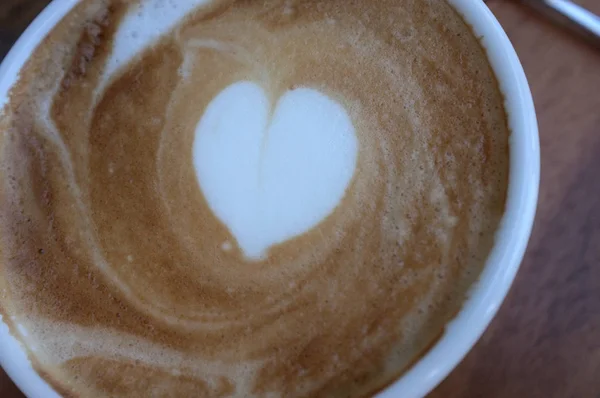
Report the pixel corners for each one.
[0,0,539,397]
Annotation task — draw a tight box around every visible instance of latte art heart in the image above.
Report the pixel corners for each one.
[193,82,358,259]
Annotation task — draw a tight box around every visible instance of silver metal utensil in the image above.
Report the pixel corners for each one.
[521,0,600,48]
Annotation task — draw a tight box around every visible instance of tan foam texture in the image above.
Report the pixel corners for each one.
[0,0,509,396]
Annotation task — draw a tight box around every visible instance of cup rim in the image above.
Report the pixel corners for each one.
[0,1,539,397]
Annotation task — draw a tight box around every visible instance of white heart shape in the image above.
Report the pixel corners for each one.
[193,81,358,260]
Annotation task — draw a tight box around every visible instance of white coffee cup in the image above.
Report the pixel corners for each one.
[0,0,539,397]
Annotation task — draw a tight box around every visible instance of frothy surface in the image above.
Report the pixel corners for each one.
[194,82,357,259]
[0,0,509,396]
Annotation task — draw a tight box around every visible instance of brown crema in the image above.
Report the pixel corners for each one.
[0,0,509,396]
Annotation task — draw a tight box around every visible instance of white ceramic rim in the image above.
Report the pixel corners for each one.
[0,0,539,397]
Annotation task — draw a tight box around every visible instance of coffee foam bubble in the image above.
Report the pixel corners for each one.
[0,0,509,396]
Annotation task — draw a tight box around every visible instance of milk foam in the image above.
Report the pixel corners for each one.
[102,1,361,262]
[193,81,358,259]
[101,0,209,89]
[0,0,510,395]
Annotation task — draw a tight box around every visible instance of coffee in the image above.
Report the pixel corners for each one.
[0,0,509,396]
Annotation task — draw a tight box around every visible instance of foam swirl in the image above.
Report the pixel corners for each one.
[0,0,509,396]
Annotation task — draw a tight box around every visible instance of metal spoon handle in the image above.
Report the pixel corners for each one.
[522,0,600,48]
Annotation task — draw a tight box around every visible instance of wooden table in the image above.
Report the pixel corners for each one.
[1,1,599,397]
